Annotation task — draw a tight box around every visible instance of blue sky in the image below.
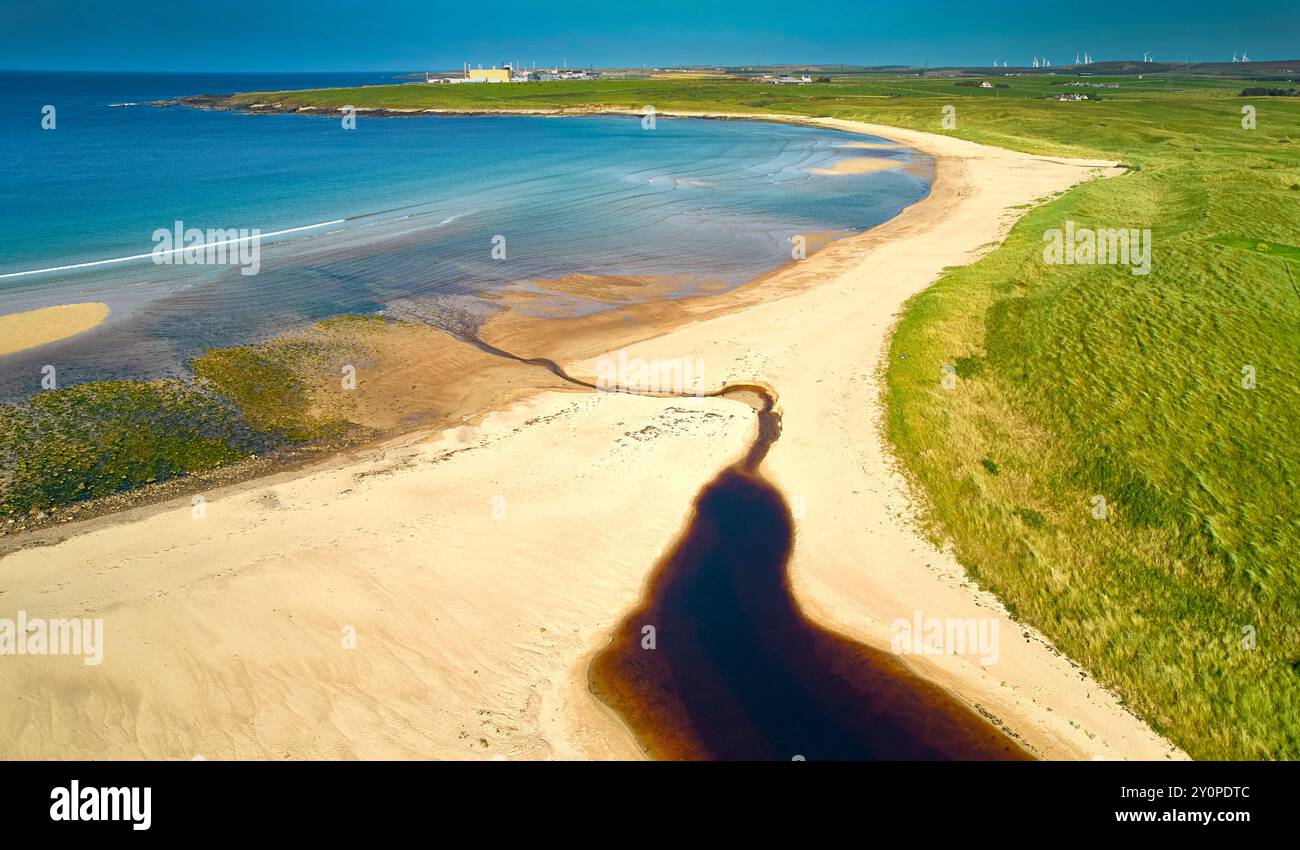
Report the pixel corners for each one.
[2,0,1296,71]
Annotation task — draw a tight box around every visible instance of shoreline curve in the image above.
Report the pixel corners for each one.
[0,115,1182,762]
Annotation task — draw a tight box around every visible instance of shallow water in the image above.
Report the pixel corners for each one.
[0,71,929,400]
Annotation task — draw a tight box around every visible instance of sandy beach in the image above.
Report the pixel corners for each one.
[0,302,109,358]
[811,156,903,175]
[0,115,1184,760]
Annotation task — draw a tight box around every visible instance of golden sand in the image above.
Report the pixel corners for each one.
[301,319,571,433]
[0,116,1181,761]
[0,302,109,357]
[811,156,905,175]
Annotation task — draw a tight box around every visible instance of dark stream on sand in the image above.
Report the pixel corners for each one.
[468,332,1030,760]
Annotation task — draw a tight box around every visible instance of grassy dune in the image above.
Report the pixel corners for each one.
[227,74,1300,757]
[879,94,1300,759]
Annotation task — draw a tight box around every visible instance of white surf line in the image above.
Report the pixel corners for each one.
[0,220,347,281]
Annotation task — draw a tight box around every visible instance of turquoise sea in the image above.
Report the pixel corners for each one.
[0,71,930,399]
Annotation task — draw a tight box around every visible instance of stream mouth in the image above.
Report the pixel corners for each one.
[587,457,1031,761]
[464,331,1029,760]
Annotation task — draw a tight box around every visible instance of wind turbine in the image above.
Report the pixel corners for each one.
[1241,50,1250,62]
[1032,56,1040,68]
[1232,53,1239,62]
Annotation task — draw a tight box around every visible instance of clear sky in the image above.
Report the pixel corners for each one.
[2,0,1296,72]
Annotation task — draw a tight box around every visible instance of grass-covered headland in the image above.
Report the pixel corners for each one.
[198,72,1300,758]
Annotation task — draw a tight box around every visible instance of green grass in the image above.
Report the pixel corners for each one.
[231,75,1300,758]
[225,74,1251,116]
[872,87,1300,760]
[1211,235,1300,263]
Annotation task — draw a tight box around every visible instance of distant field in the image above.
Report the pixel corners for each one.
[223,73,1254,118]
[175,75,1300,757]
